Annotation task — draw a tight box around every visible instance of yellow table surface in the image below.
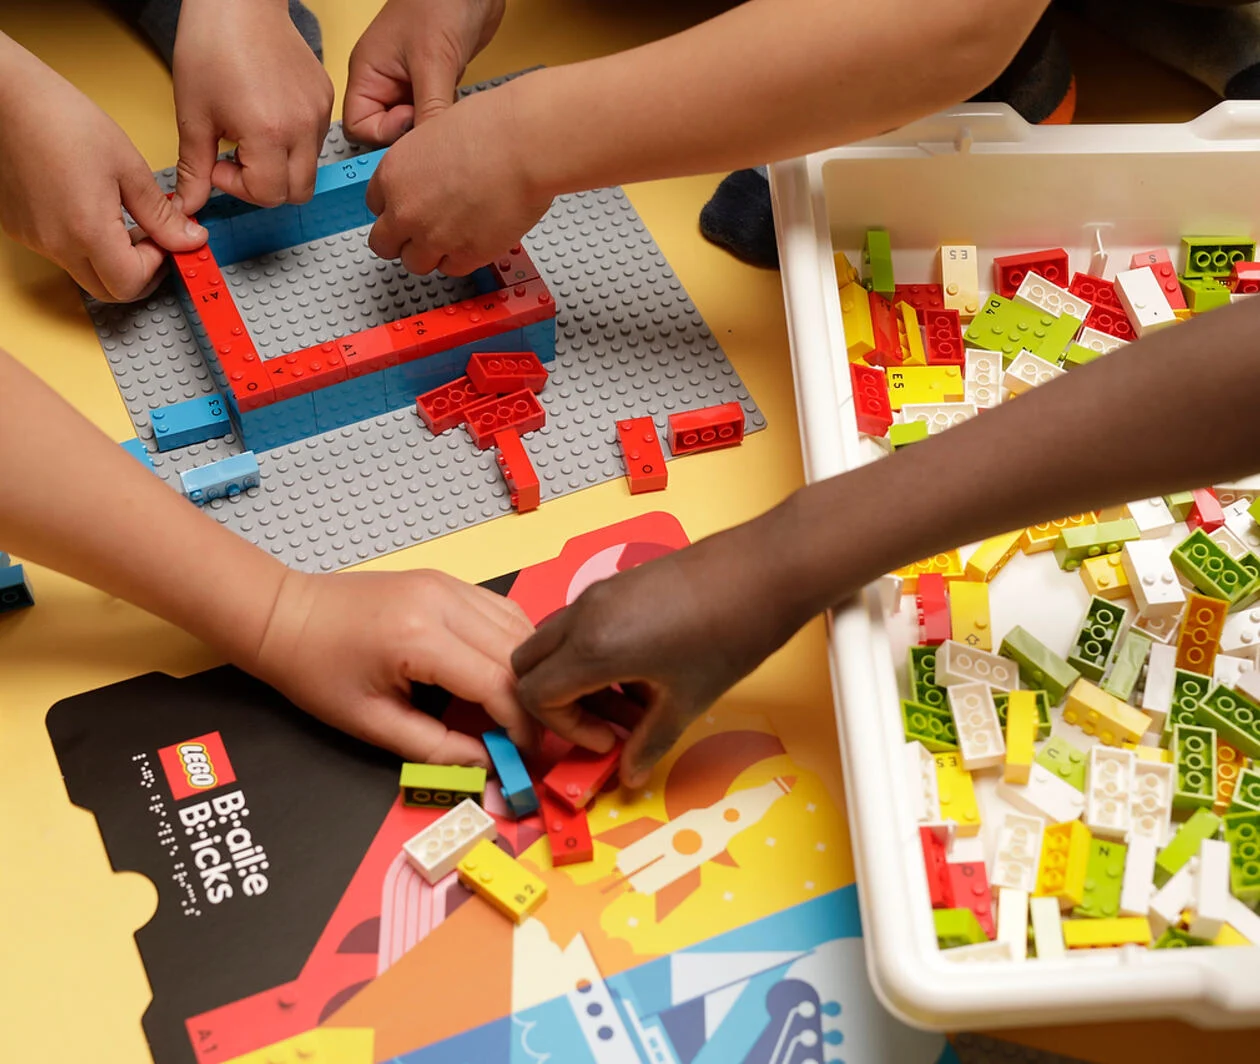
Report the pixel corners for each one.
[0,3,1251,1061]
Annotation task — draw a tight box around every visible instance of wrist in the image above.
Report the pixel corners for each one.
[249,567,317,690]
[505,68,571,202]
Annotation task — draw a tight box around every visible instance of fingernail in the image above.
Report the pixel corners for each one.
[185,221,207,240]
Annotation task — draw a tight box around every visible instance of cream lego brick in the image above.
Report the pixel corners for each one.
[943,939,1015,963]
[996,887,1030,962]
[1030,894,1066,960]
[1134,607,1183,645]
[402,798,497,885]
[1214,653,1256,691]
[1141,642,1177,731]
[1123,540,1187,618]
[1125,497,1176,540]
[1119,833,1158,917]
[1076,325,1128,355]
[997,763,1086,823]
[990,813,1043,893]
[1209,526,1252,562]
[1224,498,1260,552]
[940,244,981,319]
[877,573,903,615]
[964,348,1001,409]
[856,434,893,466]
[905,741,941,823]
[1148,857,1197,936]
[1129,760,1175,844]
[1221,606,1260,658]
[1188,838,1231,939]
[900,401,978,435]
[1237,668,1260,704]
[1224,895,1260,944]
[1014,272,1092,320]
[946,682,1007,770]
[1084,746,1135,840]
[1002,349,1066,397]
[1116,266,1178,336]
[1215,474,1260,507]
[935,640,1019,690]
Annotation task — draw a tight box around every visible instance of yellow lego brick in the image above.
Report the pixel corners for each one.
[934,752,981,836]
[1176,593,1228,674]
[835,250,860,287]
[1096,505,1130,522]
[1081,554,1130,601]
[1135,745,1174,764]
[222,1029,375,1064]
[458,838,547,923]
[1174,308,1194,323]
[1214,922,1251,946]
[964,531,1024,582]
[940,244,980,320]
[1021,513,1097,554]
[839,281,875,359]
[896,301,927,366]
[886,365,965,410]
[1062,679,1152,746]
[1062,916,1153,949]
[1035,820,1091,909]
[1004,690,1038,784]
[1216,738,1245,815]
[948,580,992,651]
[891,550,964,594]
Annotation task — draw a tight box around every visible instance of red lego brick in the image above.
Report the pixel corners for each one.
[1130,249,1171,271]
[415,376,491,434]
[1129,249,1186,310]
[920,827,954,909]
[667,402,745,457]
[947,860,995,939]
[485,244,541,287]
[1187,487,1225,533]
[265,345,348,401]
[850,363,893,436]
[1084,304,1136,342]
[992,248,1069,298]
[616,417,668,494]
[224,356,276,411]
[335,325,399,378]
[917,573,950,646]
[922,308,965,366]
[539,790,594,866]
[866,290,903,368]
[1231,261,1260,294]
[894,283,945,314]
[493,429,540,513]
[171,246,226,300]
[462,388,546,449]
[542,741,623,813]
[466,351,548,394]
[1069,272,1121,311]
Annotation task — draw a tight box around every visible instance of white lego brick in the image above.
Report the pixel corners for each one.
[1002,349,1066,397]
[1216,474,1260,507]
[921,819,958,852]
[1084,746,1135,840]
[943,939,1015,963]
[1224,895,1260,944]
[900,401,978,435]
[1129,760,1175,844]
[402,798,497,884]
[1119,832,1158,917]
[904,741,941,823]
[1125,497,1175,540]
[946,681,1006,770]
[1188,838,1231,939]
[1214,653,1257,691]
[990,813,1043,894]
[1088,231,1109,278]
[996,887,1029,962]
[997,763,1086,823]
[1116,266,1177,336]
[877,573,903,615]
[1134,607,1183,646]
[1149,857,1197,936]
[1224,498,1260,553]
[964,348,1001,409]
[935,640,1020,690]
[1210,526,1252,562]
[1014,272,1092,320]
[1141,642,1177,730]
[1076,325,1128,355]
[941,245,980,319]
[1122,540,1187,618]
[1029,895,1066,960]
[1238,668,1260,704]
[856,434,893,466]
[1221,606,1260,658]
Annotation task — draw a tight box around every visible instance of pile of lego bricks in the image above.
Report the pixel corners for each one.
[840,230,1260,957]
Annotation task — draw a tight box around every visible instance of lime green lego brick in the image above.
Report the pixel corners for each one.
[1251,497,1260,526]
[1072,837,1127,920]
[1166,492,1196,521]
[1053,519,1141,572]
[998,626,1080,703]
[1101,629,1153,703]
[902,699,959,753]
[1173,723,1218,811]
[1229,766,1260,813]
[1066,596,1128,682]
[1194,684,1260,759]
[863,229,895,298]
[889,421,929,449]
[1034,736,1088,791]
[1235,553,1260,611]
[1155,808,1222,887]
[1153,928,1213,949]
[907,646,948,710]
[1170,528,1259,605]
[1179,275,1232,312]
[994,689,1052,740]
[1162,669,1213,747]
[962,295,1081,364]
[1181,236,1255,279]
[934,907,988,949]
[1061,342,1104,369]
[1224,810,1260,902]
[398,763,487,806]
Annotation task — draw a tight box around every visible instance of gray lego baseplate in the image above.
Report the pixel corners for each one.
[88,76,764,572]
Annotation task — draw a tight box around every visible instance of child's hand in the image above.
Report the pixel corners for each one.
[255,568,537,766]
[171,0,333,214]
[0,46,207,301]
[344,0,505,145]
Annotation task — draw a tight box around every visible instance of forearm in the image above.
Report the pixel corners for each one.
[776,297,1260,620]
[0,351,287,668]
[511,0,1047,196]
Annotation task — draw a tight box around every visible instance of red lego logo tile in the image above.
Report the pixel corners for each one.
[157,731,237,801]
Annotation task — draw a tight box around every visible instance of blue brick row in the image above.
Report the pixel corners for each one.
[149,395,232,452]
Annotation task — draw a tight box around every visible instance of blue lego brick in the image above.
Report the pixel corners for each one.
[482,729,538,819]
[312,150,385,195]
[227,390,319,451]
[312,373,391,432]
[119,437,157,473]
[227,203,305,262]
[297,186,374,242]
[179,452,261,505]
[470,266,500,295]
[0,564,35,614]
[521,317,557,364]
[384,338,509,411]
[0,552,8,567]
[149,394,232,452]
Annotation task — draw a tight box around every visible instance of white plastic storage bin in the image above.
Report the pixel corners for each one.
[769,102,1260,1031]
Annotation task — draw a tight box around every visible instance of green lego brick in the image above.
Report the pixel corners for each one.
[1170,528,1259,605]
[1060,342,1104,369]
[1034,735,1088,791]
[1224,810,1260,903]
[1194,684,1260,759]
[1101,628,1153,703]
[1072,837,1127,920]
[1173,723,1218,811]
[1066,596,1128,682]
[934,907,988,949]
[1179,275,1232,312]
[902,699,959,753]
[962,295,1081,364]
[1236,553,1260,611]
[1152,928,1213,949]
[398,763,488,807]
[1053,519,1141,572]
[994,689,1052,741]
[1155,808,1222,887]
[1162,669,1213,748]
[889,421,929,449]
[1251,496,1260,527]
[862,229,895,298]
[907,646,948,710]
[1180,236,1255,279]
[1166,492,1196,521]
[998,626,1081,704]
[1229,765,1260,812]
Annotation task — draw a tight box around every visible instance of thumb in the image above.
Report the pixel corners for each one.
[362,692,490,768]
[173,116,219,215]
[119,166,207,252]
[621,691,689,789]
[409,47,461,125]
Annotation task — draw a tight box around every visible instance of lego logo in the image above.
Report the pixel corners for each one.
[178,743,218,789]
[158,731,236,801]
